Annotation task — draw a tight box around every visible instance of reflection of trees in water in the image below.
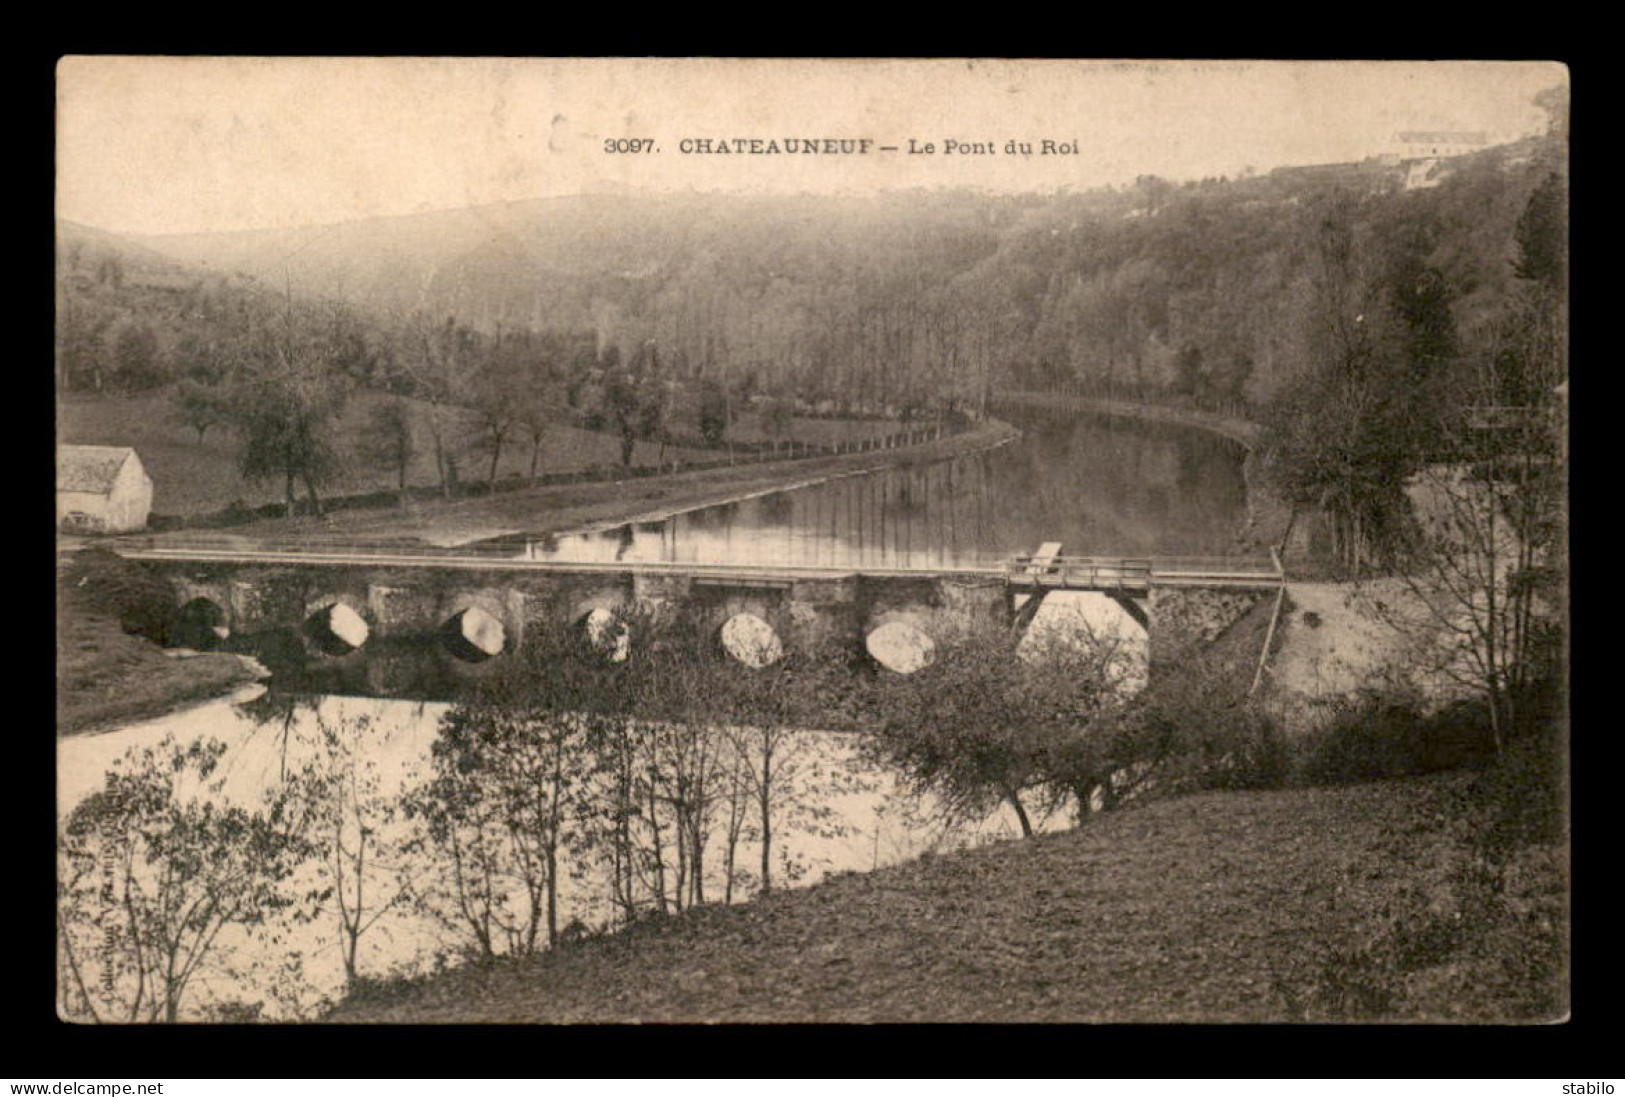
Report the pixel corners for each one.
[681,500,738,531]
[972,411,1247,555]
[451,412,1244,573]
[757,491,794,524]
[237,689,324,782]
[613,523,636,560]
[261,636,464,706]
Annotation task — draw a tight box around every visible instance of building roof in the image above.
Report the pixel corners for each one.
[1396,131,1489,145]
[57,445,137,494]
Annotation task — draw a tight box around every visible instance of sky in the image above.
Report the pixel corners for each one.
[55,58,1567,237]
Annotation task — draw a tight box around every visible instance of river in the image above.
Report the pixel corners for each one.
[57,409,1249,1020]
[484,409,1249,568]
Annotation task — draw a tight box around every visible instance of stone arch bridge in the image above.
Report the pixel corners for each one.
[113,537,1283,674]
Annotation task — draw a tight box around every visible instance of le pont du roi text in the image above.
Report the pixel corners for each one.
[672,138,1081,156]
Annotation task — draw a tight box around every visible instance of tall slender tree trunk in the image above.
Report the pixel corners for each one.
[690,817,706,906]
[545,842,558,949]
[648,781,668,913]
[759,792,772,894]
[1072,781,1095,825]
[428,407,451,499]
[301,471,325,518]
[757,741,774,894]
[1007,789,1034,837]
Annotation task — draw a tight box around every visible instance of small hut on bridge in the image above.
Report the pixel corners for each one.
[57,445,153,534]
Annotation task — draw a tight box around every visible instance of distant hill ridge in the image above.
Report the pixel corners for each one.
[62,132,1561,414]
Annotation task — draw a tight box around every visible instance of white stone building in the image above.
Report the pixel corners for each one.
[1395,131,1491,159]
[57,445,154,533]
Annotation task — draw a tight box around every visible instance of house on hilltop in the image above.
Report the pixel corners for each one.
[1392,131,1495,191]
[1395,131,1491,159]
[57,445,153,533]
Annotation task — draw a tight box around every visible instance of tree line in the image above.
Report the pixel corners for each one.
[58,246,957,520]
[61,549,1569,1021]
[60,130,1565,537]
[57,600,1253,1021]
[124,131,1560,426]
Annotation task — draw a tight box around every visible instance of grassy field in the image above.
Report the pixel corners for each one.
[327,744,1566,1024]
[56,390,913,519]
[157,420,1020,547]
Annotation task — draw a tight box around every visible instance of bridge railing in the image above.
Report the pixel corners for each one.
[1004,554,1282,589]
[113,537,1284,585]
[111,533,530,561]
[1147,556,1283,575]
[1004,556,1155,589]
[110,535,1018,579]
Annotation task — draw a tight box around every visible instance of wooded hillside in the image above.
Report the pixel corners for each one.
[103,134,1561,419]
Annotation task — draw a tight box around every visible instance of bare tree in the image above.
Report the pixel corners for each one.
[58,738,314,1023]
[393,315,477,499]
[357,397,417,508]
[230,307,348,518]
[282,714,415,990]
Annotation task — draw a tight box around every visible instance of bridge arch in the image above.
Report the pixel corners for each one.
[578,606,631,663]
[442,606,506,662]
[302,594,372,656]
[437,589,518,662]
[865,619,936,674]
[174,597,229,651]
[719,612,784,668]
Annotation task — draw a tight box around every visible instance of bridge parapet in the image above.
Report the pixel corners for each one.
[1003,554,1280,592]
[116,539,1282,673]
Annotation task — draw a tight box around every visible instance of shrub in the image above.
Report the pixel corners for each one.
[1194,705,1294,791]
[1294,691,1497,786]
[64,548,176,644]
[1277,836,1566,1022]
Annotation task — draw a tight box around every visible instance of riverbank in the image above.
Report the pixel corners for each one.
[59,390,911,519]
[143,419,1021,548]
[1062,396,1294,557]
[58,422,1018,734]
[996,392,1261,449]
[56,549,268,737]
[326,744,1565,1024]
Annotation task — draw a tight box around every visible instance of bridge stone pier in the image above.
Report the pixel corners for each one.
[1145,587,1269,671]
[141,557,1019,669]
[126,541,1281,676]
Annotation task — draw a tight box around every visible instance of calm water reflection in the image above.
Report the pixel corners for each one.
[487,411,1249,568]
[58,411,1243,1019]
[58,693,1052,1019]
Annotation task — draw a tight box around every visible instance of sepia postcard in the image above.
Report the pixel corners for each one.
[54,58,1569,1026]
